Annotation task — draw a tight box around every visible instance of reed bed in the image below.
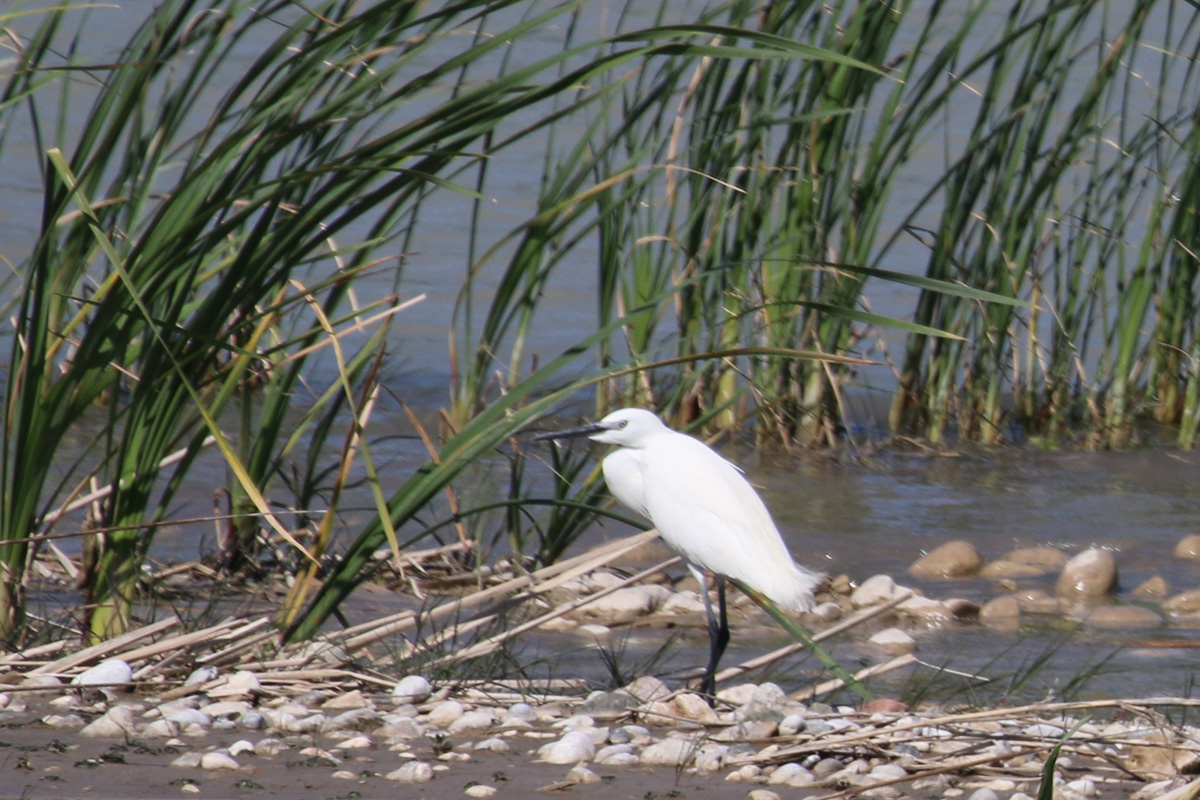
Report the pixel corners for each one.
[1,0,1199,650]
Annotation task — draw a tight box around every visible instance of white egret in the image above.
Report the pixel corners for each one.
[535,407,823,698]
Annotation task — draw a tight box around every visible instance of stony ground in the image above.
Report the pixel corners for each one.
[7,530,1200,800]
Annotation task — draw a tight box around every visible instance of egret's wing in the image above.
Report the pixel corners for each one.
[601,447,650,520]
[642,433,819,610]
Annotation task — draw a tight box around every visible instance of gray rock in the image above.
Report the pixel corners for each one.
[199,751,240,770]
[767,762,815,786]
[1055,549,1118,598]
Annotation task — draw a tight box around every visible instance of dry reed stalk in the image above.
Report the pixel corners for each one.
[421,556,681,668]
[25,616,180,675]
[790,653,918,702]
[327,530,662,655]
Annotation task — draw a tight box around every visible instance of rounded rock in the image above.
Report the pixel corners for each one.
[392,675,433,705]
[908,540,981,579]
[566,585,671,626]
[539,730,595,764]
[1085,605,1161,629]
[1132,576,1170,599]
[385,761,433,783]
[80,706,136,738]
[1164,588,1200,615]
[200,751,240,770]
[1174,534,1200,559]
[1055,549,1118,599]
[72,659,133,688]
[979,595,1022,629]
[868,627,916,654]
[748,791,782,800]
[639,737,694,767]
[465,785,496,798]
[850,574,897,607]
[426,700,464,729]
[448,710,495,735]
[767,762,816,787]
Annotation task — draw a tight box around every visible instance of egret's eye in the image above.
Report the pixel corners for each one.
[618,420,629,428]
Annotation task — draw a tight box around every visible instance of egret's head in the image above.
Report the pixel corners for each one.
[534,407,667,447]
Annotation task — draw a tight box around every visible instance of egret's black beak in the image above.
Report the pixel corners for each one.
[533,421,605,442]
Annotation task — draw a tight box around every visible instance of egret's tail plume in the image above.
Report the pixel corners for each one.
[772,564,824,614]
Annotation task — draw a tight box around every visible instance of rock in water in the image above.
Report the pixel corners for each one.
[1055,549,1118,598]
[909,541,981,579]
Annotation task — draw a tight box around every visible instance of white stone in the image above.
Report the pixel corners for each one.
[851,574,897,606]
[209,670,261,698]
[42,714,86,729]
[538,730,595,764]
[228,740,256,757]
[869,763,908,780]
[868,627,916,654]
[465,785,496,798]
[185,667,218,685]
[568,765,602,784]
[167,709,212,728]
[199,751,240,770]
[767,762,816,786]
[567,585,671,625]
[747,791,782,800]
[639,737,695,767]
[334,735,373,749]
[169,752,203,768]
[448,710,494,735]
[72,659,133,687]
[391,675,433,705]
[426,700,465,728]
[474,737,510,753]
[80,706,136,738]
[385,761,433,783]
[142,719,180,738]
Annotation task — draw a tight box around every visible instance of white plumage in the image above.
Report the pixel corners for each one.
[536,407,823,698]
[594,409,820,612]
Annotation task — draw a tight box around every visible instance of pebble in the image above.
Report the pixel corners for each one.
[1055,548,1118,598]
[639,736,695,766]
[1174,534,1200,558]
[209,670,261,698]
[748,791,781,800]
[567,765,601,784]
[72,659,132,688]
[426,700,465,728]
[978,595,1021,629]
[1085,604,1161,628]
[80,706,136,737]
[199,751,240,770]
[767,762,816,786]
[908,540,981,579]
[851,574,897,606]
[566,584,671,625]
[386,760,434,783]
[392,675,433,705]
[448,710,495,735]
[868,627,916,654]
[465,785,496,797]
[538,730,595,764]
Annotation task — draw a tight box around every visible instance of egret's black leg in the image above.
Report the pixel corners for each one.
[691,565,730,704]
